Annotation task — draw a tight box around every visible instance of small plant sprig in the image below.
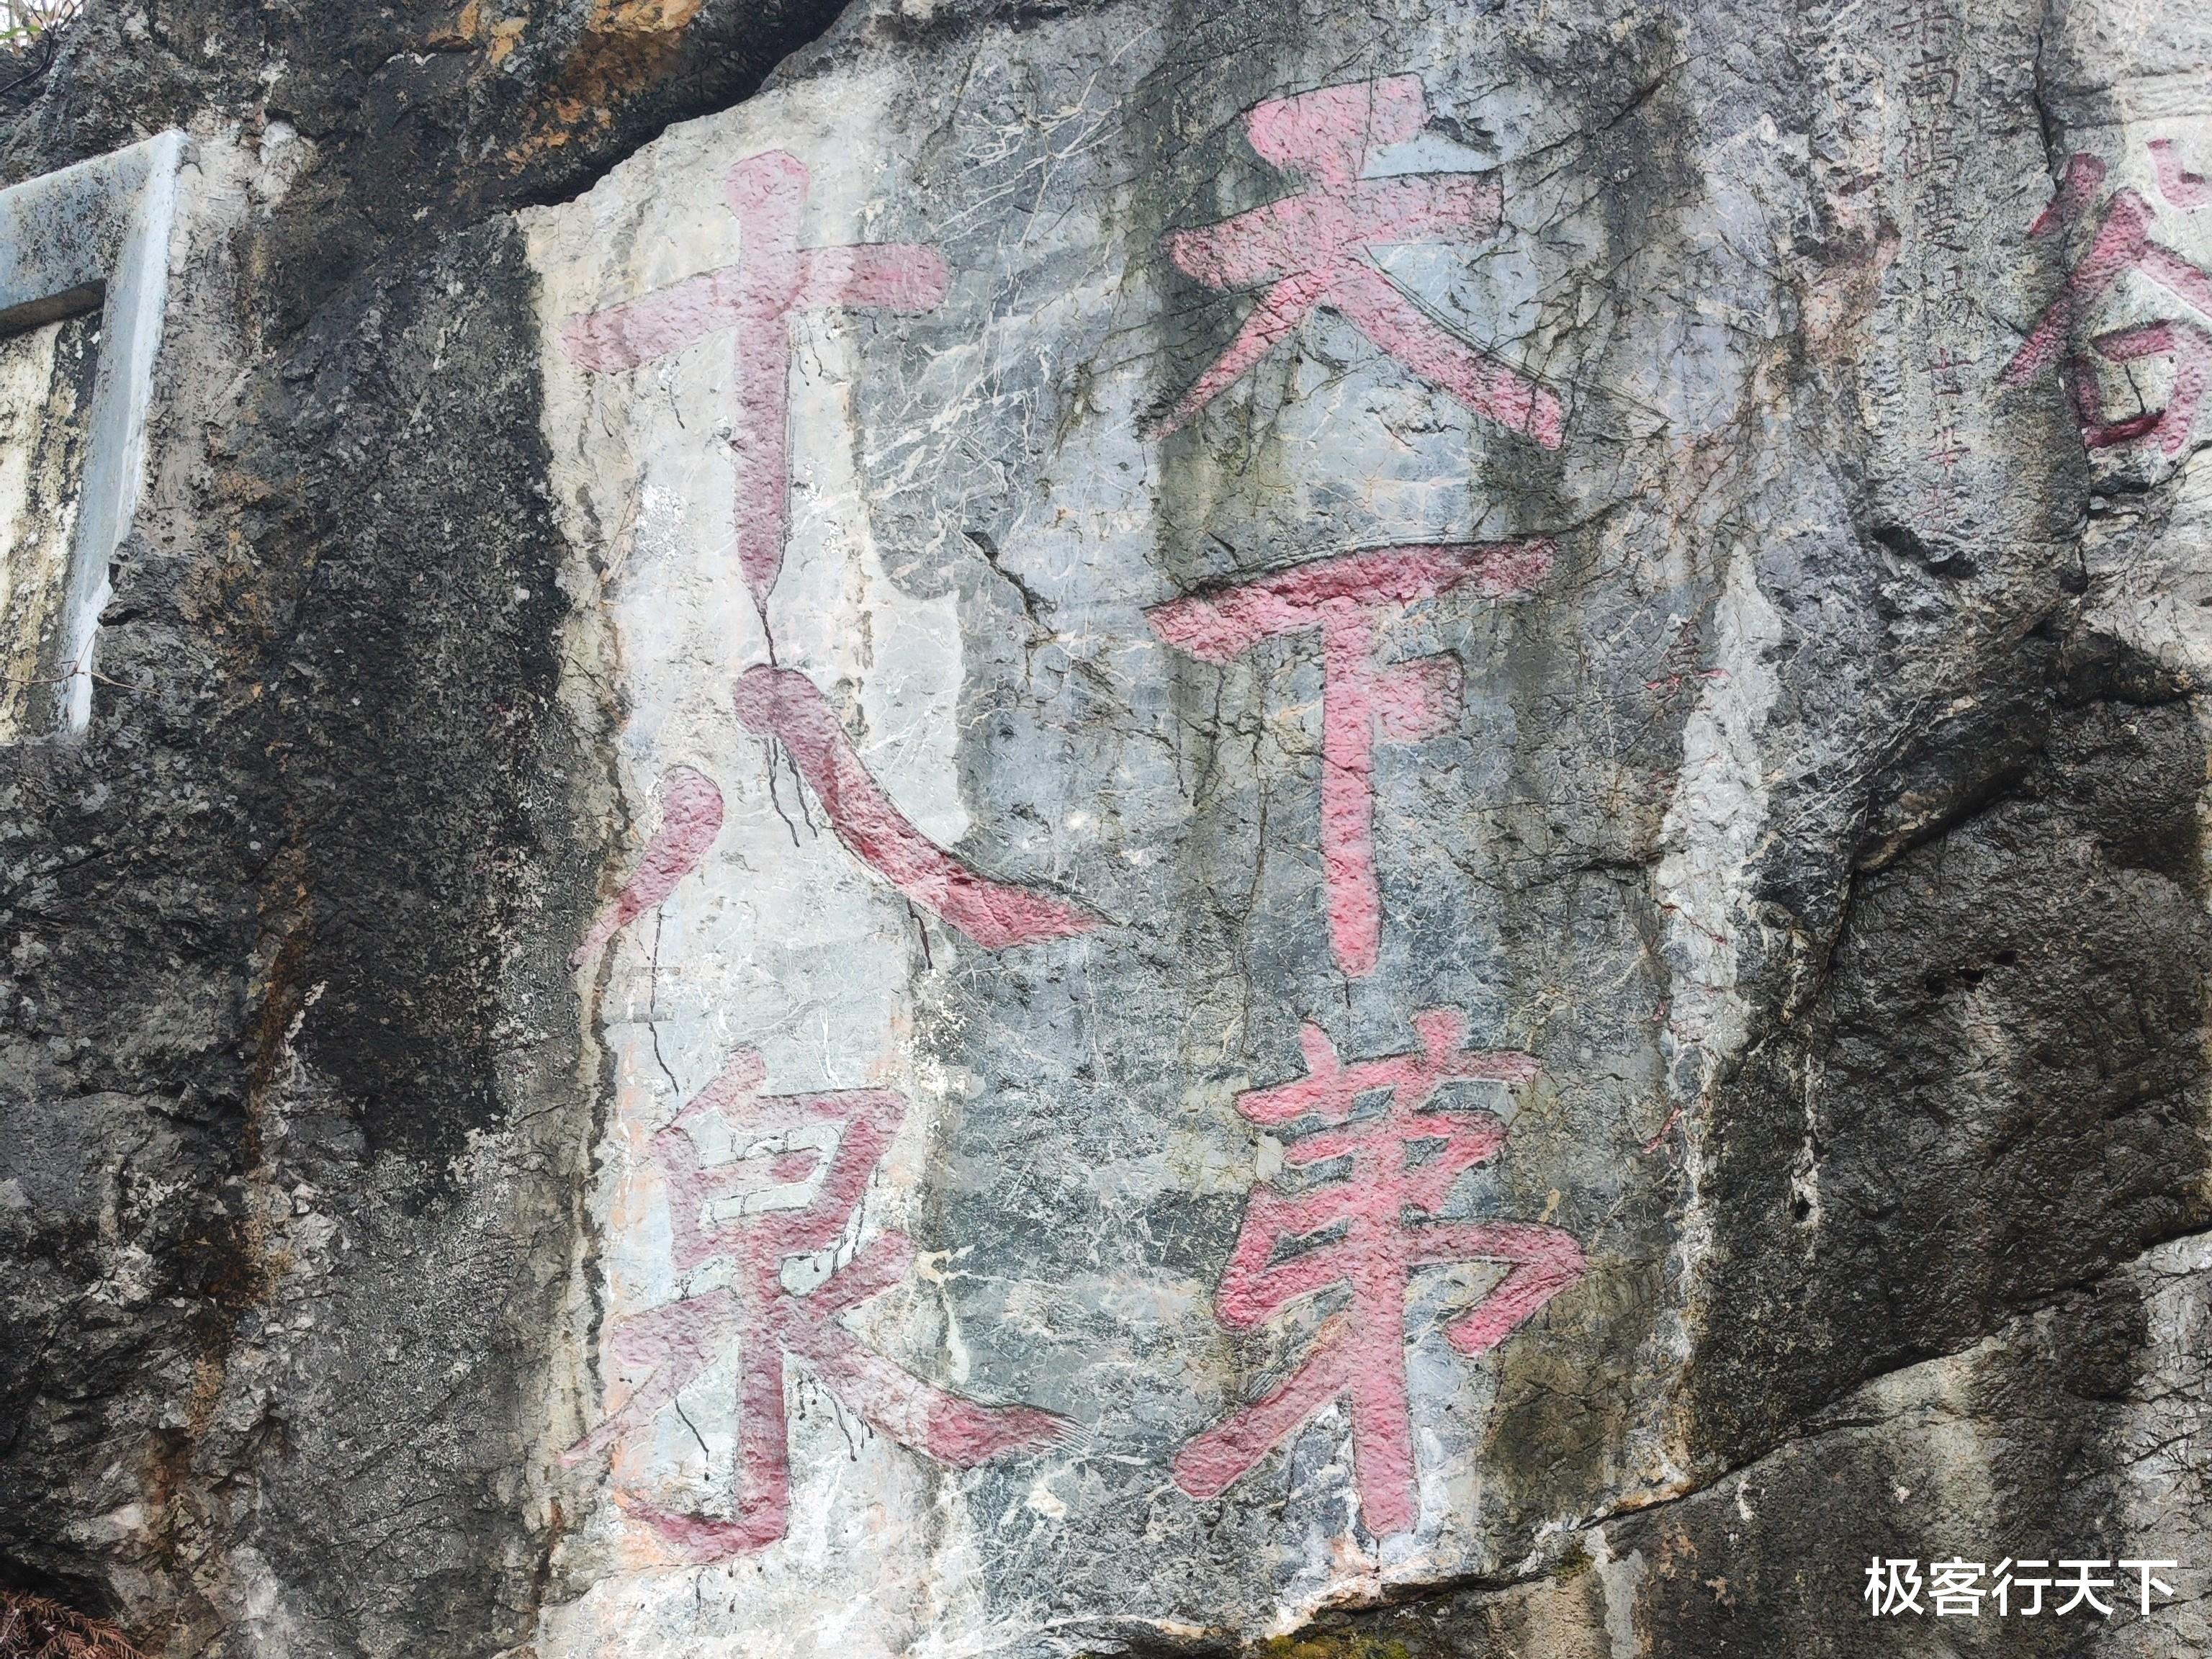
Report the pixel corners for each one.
[0,0,81,50]
[0,1591,143,1659]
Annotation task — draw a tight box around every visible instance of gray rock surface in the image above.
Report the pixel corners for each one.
[0,1,2208,1655]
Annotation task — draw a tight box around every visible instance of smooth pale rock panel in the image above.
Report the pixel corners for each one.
[514,0,2188,1653]
[521,8,1723,1646]
[527,66,1079,1659]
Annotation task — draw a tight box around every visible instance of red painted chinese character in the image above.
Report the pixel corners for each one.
[732,665,1097,950]
[565,1048,1067,1560]
[572,765,724,966]
[561,153,950,608]
[1146,540,1552,978]
[1151,74,1562,447]
[1173,1010,1583,1538]
[2152,139,2212,211]
[2068,318,2212,453]
[2004,147,2212,457]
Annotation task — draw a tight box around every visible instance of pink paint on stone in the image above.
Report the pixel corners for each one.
[1172,1010,1583,1539]
[560,153,949,606]
[1147,541,1553,978]
[2028,153,2106,237]
[2151,140,2212,211]
[2074,319,2212,455]
[571,765,725,967]
[564,1047,1069,1560]
[732,665,1097,950]
[1151,73,1562,447]
[2005,153,2212,459]
[2005,183,2166,386]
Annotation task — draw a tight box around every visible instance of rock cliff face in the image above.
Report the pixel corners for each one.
[1,1,2209,1655]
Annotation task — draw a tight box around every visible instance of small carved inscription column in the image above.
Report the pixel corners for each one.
[0,312,99,739]
[0,131,184,740]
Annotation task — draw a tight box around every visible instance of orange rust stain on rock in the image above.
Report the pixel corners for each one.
[487,16,528,67]
[130,860,313,1640]
[501,8,696,171]
[143,1347,230,1564]
[426,0,483,48]
[591,0,706,32]
[428,0,524,65]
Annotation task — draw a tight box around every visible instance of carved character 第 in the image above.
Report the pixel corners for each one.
[1174,1010,1583,1538]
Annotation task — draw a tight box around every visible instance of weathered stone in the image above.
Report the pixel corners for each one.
[0,309,97,739]
[0,0,2208,1655]
[0,130,184,739]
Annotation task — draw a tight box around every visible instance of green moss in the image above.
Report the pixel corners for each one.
[1255,1635,1416,1659]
